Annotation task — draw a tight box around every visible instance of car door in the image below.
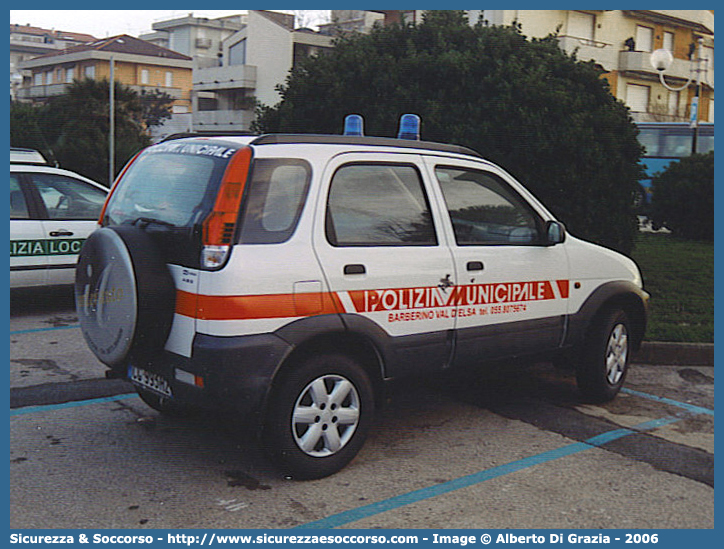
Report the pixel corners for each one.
[28,171,108,286]
[314,153,457,378]
[423,157,570,366]
[10,172,47,287]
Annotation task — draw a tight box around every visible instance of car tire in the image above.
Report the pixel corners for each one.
[263,354,375,480]
[576,308,631,403]
[75,226,176,369]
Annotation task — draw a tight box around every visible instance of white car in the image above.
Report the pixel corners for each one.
[11,148,108,288]
[75,116,649,479]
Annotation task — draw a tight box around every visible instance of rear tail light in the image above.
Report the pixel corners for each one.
[201,146,253,269]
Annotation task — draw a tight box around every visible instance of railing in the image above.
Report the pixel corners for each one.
[193,109,254,131]
[557,35,617,70]
[618,50,694,82]
[15,83,69,99]
[17,83,186,101]
[127,85,184,100]
[193,64,257,91]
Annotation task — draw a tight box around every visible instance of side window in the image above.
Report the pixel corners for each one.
[435,166,540,246]
[10,175,30,219]
[31,173,107,221]
[326,163,437,247]
[238,159,311,244]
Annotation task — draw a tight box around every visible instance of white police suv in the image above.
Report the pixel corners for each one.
[76,115,648,479]
[11,148,108,288]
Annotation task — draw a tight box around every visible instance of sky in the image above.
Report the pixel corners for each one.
[9,10,332,39]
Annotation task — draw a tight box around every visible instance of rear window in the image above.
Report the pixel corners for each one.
[105,145,234,228]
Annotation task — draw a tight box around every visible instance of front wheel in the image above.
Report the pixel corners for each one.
[263,354,375,480]
[576,309,631,403]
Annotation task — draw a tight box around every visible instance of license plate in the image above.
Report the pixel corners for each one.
[129,365,172,397]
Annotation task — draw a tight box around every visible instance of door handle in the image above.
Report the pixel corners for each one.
[49,230,74,237]
[467,261,484,271]
[344,264,366,275]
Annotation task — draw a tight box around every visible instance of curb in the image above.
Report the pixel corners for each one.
[634,341,714,367]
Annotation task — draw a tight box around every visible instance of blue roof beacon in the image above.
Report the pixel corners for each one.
[398,113,421,140]
[343,114,365,136]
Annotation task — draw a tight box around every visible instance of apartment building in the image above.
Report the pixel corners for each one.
[10,24,96,99]
[318,10,384,35]
[372,10,715,123]
[157,11,332,132]
[138,11,333,132]
[139,13,244,70]
[369,10,425,26]
[483,10,714,123]
[17,34,193,116]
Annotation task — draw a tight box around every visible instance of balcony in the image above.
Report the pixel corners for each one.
[193,109,255,132]
[10,37,61,56]
[193,64,257,92]
[557,36,617,71]
[127,85,184,100]
[16,83,70,100]
[619,51,694,82]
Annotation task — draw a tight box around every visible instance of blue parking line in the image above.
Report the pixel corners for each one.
[10,324,80,335]
[8,380,713,528]
[295,416,683,530]
[9,393,137,416]
[622,387,715,416]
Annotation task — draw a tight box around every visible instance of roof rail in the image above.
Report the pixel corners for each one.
[160,131,257,143]
[249,134,482,158]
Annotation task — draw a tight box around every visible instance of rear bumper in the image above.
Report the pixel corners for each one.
[126,332,293,420]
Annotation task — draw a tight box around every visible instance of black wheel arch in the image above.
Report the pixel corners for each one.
[264,314,389,418]
[566,281,649,354]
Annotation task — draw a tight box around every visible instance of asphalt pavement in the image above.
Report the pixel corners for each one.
[9,286,714,529]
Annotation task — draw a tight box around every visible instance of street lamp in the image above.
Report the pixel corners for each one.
[109,55,115,187]
[650,37,707,154]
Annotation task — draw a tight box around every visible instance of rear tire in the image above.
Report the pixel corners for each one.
[576,308,631,403]
[263,354,374,480]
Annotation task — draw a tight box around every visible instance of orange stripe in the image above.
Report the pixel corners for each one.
[176,290,343,321]
[177,280,570,321]
[556,280,570,299]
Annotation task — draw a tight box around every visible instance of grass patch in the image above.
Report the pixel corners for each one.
[630,232,714,343]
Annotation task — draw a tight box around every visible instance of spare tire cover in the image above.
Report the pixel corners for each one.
[75,226,176,367]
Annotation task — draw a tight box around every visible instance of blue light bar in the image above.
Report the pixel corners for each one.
[344,114,364,136]
[398,114,420,140]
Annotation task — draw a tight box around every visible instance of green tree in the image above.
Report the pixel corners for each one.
[10,102,45,152]
[254,11,644,253]
[10,79,164,185]
[650,152,714,241]
[139,88,175,128]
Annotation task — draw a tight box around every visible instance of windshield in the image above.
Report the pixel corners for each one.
[105,145,234,228]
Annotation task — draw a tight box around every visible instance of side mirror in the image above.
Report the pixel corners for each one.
[545,220,566,246]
